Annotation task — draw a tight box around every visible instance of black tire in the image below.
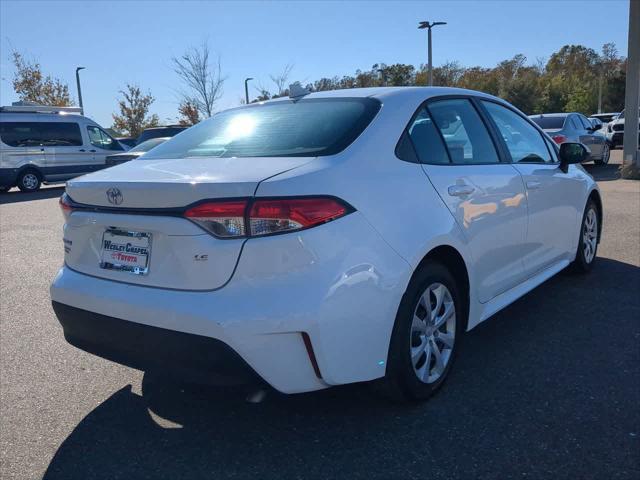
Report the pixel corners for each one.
[17,170,41,192]
[569,200,599,273]
[594,143,610,165]
[375,260,465,402]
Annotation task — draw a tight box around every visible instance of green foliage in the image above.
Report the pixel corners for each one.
[111,84,159,137]
[11,51,73,106]
[294,43,626,115]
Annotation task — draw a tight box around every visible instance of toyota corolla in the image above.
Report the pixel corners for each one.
[50,87,602,401]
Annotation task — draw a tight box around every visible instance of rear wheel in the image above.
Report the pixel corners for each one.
[594,143,610,165]
[17,170,41,192]
[377,261,464,402]
[570,200,599,273]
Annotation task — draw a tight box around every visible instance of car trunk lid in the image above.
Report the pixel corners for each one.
[63,156,312,290]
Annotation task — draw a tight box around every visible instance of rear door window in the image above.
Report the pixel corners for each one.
[40,122,83,146]
[403,107,449,164]
[428,98,500,164]
[481,101,552,163]
[0,122,42,147]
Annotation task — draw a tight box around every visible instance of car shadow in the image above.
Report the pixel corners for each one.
[0,186,64,205]
[43,257,640,480]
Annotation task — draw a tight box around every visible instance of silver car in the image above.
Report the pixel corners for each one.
[529,112,610,165]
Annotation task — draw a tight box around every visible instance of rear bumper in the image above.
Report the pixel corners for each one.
[52,301,261,385]
[50,212,411,393]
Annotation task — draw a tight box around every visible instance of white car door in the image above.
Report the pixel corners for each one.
[480,100,582,275]
[408,97,528,303]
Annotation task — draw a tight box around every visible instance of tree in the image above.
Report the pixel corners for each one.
[177,100,200,126]
[11,51,73,106]
[111,84,159,137]
[172,42,225,118]
[270,64,294,96]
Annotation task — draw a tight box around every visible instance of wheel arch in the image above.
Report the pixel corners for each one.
[414,244,471,330]
[17,164,44,179]
[588,188,603,242]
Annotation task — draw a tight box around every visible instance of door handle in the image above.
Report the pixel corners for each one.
[526,181,542,190]
[89,149,96,153]
[79,149,86,152]
[447,185,475,197]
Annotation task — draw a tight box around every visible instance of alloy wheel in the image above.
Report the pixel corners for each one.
[583,208,598,264]
[410,282,456,384]
[22,173,39,190]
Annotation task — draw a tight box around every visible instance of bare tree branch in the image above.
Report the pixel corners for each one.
[269,63,294,96]
[172,42,225,118]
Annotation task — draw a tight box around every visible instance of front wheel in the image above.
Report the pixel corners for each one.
[377,261,465,402]
[17,170,41,192]
[570,200,599,273]
[594,143,610,165]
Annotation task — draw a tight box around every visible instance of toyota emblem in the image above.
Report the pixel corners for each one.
[106,188,123,205]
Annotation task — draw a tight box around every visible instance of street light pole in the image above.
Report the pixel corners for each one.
[622,0,639,176]
[418,21,447,86]
[75,67,85,114]
[244,77,253,104]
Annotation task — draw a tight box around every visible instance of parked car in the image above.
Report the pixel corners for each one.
[51,87,601,401]
[588,117,604,131]
[106,137,170,166]
[0,105,125,192]
[529,112,610,165]
[605,108,640,148]
[589,112,619,124]
[136,125,187,145]
[116,137,138,149]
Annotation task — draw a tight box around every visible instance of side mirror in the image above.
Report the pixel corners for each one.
[559,142,589,172]
[591,123,602,131]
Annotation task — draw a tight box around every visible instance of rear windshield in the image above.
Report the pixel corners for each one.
[530,116,566,130]
[137,127,186,143]
[142,98,381,159]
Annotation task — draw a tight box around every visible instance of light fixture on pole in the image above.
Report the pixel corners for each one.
[418,21,447,86]
[244,77,253,104]
[75,67,85,114]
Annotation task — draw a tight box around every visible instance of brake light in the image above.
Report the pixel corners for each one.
[249,198,348,236]
[184,197,352,238]
[184,200,248,238]
[59,193,74,220]
[552,134,567,144]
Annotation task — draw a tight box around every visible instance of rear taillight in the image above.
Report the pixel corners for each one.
[184,197,352,238]
[59,193,74,220]
[551,134,567,144]
[184,200,247,238]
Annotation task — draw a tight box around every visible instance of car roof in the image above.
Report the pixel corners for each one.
[261,86,508,104]
[529,113,572,118]
[0,112,94,123]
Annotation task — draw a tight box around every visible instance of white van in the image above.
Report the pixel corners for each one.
[0,105,125,192]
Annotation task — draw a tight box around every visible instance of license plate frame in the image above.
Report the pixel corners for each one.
[99,228,152,275]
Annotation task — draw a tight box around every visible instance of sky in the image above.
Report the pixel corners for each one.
[0,0,631,127]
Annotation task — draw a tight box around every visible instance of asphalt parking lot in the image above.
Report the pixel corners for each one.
[1,150,639,480]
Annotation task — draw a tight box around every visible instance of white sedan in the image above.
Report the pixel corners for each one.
[51,87,601,401]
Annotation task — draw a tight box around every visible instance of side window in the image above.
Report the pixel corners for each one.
[481,101,552,163]
[0,122,42,147]
[579,115,592,130]
[405,107,449,164]
[86,126,120,150]
[544,137,559,163]
[40,122,83,146]
[569,116,581,130]
[428,99,499,164]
